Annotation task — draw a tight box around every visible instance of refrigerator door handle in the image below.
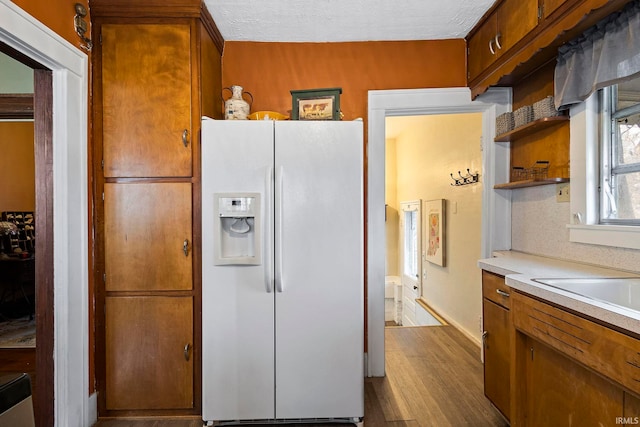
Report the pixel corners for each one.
[275,166,284,293]
[265,166,274,293]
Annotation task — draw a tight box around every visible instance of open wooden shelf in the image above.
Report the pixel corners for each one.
[493,177,569,189]
[495,115,569,142]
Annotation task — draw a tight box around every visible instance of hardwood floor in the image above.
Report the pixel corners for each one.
[365,326,508,427]
[93,325,506,427]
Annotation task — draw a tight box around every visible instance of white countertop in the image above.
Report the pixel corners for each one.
[478,251,640,335]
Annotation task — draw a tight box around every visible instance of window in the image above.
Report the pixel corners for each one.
[402,209,419,278]
[599,76,640,225]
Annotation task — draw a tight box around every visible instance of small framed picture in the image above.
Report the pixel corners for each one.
[290,87,342,120]
[424,199,445,267]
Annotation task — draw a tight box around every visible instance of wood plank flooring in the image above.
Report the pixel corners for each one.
[365,326,508,427]
[93,325,507,427]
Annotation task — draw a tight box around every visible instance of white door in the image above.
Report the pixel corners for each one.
[201,119,276,421]
[274,121,364,419]
[399,200,422,326]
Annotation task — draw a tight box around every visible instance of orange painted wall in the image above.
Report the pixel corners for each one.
[11,0,90,50]
[0,122,35,213]
[221,40,467,121]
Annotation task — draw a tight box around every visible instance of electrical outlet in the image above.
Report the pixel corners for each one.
[556,182,570,202]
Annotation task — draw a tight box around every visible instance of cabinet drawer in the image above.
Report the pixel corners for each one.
[512,291,640,396]
[482,270,511,309]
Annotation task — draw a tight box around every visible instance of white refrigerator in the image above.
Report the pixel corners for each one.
[201,117,364,425]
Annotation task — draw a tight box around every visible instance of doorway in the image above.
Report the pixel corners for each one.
[0,47,54,424]
[0,2,93,424]
[366,87,512,377]
[384,112,487,332]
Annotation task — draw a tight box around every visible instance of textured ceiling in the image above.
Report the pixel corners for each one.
[204,0,495,43]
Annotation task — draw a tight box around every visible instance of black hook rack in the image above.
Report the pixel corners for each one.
[450,169,479,186]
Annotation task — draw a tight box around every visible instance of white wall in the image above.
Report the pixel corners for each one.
[391,112,484,341]
[511,185,640,272]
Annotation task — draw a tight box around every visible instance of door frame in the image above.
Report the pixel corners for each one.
[0,1,93,425]
[367,87,512,377]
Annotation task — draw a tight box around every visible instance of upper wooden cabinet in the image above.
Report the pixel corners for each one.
[467,13,498,80]
[468,0,538,82]
[101,23,193,178]
[467,0,636,97]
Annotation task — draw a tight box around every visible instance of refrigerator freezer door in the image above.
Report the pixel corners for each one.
[201,119,276,421]
[274,121,364,419]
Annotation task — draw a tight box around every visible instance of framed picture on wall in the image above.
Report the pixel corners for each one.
[424,199,445,267]
[290,87,342,120]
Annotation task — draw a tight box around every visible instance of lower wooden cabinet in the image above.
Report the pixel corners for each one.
[105,296,194,410]
[481,270,510,420]
[512,290,640,425]
[625,392,640,421]
[521,335,624,426]
[483,298,510,419]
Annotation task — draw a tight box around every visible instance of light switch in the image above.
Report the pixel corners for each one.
[556,183,570,202]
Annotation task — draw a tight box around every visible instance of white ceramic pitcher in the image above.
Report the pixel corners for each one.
[223,85,253,120]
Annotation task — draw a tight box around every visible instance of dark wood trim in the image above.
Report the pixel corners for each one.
[0,94,34,119]
[33,69,54,427]
[200,4,224,55]
[0,41,47,70]
[90,0,202,18]
[91,19,108,416]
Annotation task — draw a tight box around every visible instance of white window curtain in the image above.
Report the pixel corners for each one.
[554,0,640,110]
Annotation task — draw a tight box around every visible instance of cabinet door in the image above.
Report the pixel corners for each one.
[496,0,538,56]
[104,182,193,291]
[467,13,498,81]
[525,337,623,426]
[101,23,193,178]
[105,296,193,410]
[625,392,640,420]
[483,298,510,420]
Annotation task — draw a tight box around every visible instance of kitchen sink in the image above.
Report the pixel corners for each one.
[532,277,640,313]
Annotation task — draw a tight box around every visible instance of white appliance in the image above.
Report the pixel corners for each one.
[201,117,364,425]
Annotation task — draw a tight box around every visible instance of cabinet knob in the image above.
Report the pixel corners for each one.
[182,129,189,147]
[183,239,189,257]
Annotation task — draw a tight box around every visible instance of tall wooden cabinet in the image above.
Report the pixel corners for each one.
[91,0,222,416]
